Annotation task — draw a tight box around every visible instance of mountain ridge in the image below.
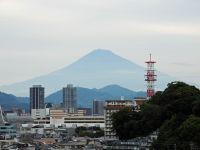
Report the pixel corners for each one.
[0,91,29,111]
[45,84,146,108]
[0,84,146,111]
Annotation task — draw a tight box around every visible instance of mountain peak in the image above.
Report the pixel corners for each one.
[0,49,175,96]
[91,48,113,53]
[72,49,137,65]
[81,49,120,60]
[99,84,136,96]
[63,49,142,72]
[89,49,115,55]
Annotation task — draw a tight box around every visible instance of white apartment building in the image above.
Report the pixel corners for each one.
[104,99,133,139]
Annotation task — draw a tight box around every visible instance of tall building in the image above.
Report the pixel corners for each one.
[63,84,77,113]
[104,98,133,139]
[30,85,45,119]
[93,100,104,116]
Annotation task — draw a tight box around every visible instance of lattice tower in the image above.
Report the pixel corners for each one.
[145,54,157,99]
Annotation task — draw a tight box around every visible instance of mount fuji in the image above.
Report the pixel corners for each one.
[0,49,175,96]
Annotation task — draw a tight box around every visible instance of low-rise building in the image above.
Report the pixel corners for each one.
[0,124,16,140]
[50,109,67,125]
[0,105,17,140]
[134,97,147,111]
[78,108,92,116]
[49,109,104,128]
[134,97,147,106]
[34,119,50,124]
[63,116,104,128]
[31,109,46,119]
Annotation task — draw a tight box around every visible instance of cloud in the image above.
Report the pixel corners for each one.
[0,0,200,85]
[171,62,196,66]
[1,0,200,38]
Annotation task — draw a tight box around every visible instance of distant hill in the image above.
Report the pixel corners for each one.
[99,84,144,97]
[0,84,146,111]
[0,91,29,112]
[0,91,18,104]
[0,49,175,96]
[46,84,146,108]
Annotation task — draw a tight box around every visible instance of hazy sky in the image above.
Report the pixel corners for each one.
[0,0,200,86]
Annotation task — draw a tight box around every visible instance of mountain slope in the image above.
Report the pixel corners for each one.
[45,84,146,108]
[99,84,137,97]
[0,49,175,96]
[0,91,18,104]
[0,91,29,111]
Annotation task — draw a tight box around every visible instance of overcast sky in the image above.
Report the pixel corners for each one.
[0,0,200,86]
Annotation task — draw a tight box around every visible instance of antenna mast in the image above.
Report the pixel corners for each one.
[145,54,157,99]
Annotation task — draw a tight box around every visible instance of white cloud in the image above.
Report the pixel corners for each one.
[0,0,200,85]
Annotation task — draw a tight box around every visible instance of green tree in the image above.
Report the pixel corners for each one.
[111,81,200,148]
[177,115,200,145]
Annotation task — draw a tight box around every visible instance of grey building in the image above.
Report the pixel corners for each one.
[93,100,104,116]
[63,84,77,113]
[30,85,45,119]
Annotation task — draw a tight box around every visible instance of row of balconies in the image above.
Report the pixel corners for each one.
[64,118,104,120]
[64,121,104,123]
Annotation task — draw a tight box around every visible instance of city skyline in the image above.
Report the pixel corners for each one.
[1,1,199,148]
[0,0,199,86]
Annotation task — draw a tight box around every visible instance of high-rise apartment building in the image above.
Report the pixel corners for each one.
[63,84,77,113]
[30,85,45,119]
[104,99,133,139]
[93,100,104,116]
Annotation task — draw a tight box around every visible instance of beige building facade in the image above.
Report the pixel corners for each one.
[104,99,133,138]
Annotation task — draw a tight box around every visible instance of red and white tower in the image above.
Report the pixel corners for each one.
[145,54,157,99]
